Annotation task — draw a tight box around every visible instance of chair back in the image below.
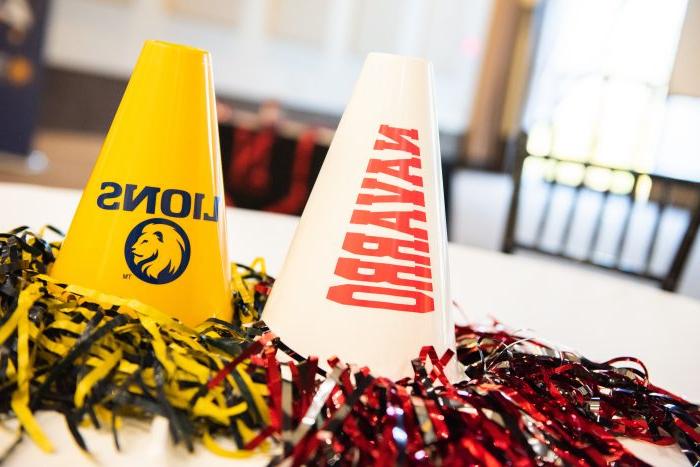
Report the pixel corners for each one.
[503,132,700,291]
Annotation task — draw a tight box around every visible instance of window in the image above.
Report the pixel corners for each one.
[522,0,688,196]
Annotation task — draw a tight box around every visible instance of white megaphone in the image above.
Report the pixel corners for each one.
[263,53,454,380]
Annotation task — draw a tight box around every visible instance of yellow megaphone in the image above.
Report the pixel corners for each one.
[51,40,231,326]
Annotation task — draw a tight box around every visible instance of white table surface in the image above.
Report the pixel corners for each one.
[0,182,697,466]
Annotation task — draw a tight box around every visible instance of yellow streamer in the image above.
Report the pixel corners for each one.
[250,257,267,278]
[202,430,260,459]
[74,347,123,408]
[11,282,54,453]
[140,317,176,375]
[231,264,254,309]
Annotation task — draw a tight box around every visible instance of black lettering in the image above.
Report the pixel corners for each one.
[161,189,191,218]
[96,181,122,210]
[123,184,160,214]
[203,195,219,222]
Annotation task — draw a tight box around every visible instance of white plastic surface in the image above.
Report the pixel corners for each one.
[262,53,454,380]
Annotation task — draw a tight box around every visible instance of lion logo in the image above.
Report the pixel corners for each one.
[124,218,190,284]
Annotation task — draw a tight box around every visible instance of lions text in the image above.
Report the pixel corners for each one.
[96,182,220,222]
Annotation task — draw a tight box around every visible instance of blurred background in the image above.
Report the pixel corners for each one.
[1,0,699,299]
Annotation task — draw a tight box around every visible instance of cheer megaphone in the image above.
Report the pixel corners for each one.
[51,41,231,326]
[262,53,454,380]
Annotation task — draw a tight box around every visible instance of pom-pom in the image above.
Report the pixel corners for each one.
[0,227,697,465]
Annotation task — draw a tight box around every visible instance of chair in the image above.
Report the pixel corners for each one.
[502,132,700,291]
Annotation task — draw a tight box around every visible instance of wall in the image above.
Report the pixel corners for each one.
[43,0,492,134]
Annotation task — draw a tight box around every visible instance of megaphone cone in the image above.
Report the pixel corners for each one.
[51,41,231,326]
[263,53,454,380]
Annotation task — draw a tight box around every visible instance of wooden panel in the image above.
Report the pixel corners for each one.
[465,0,524,166]
[670,0,700,96]
[38,67,126,134]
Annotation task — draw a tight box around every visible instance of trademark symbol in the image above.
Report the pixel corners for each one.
[123,273,132,280]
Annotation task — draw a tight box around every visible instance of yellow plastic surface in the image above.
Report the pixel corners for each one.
[50,40,232,326]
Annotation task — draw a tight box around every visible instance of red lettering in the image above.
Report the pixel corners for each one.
[373,125,420,156]
[351,209,427,240]
[342,232,430,266]
[366,157,423,187]
[327,284,434,313]
[357,177,425,207]
[326,123,434,313]
[335,257,432,291]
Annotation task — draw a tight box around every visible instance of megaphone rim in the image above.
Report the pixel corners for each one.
[365,51,431,67]
[144,39,208,56]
